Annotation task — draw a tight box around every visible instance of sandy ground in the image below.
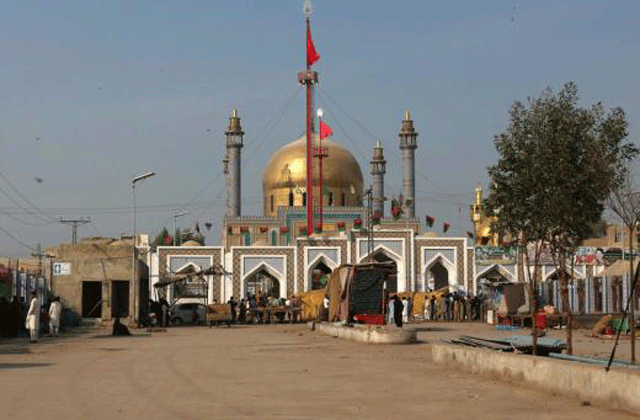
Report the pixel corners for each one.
[0,323,637,420]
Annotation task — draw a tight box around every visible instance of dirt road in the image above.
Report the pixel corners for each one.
[0,324,636,419]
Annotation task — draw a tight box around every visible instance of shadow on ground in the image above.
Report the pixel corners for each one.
[0,362,53,370]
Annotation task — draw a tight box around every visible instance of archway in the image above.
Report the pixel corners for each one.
[310,260,333,290]
[244,268,281,299]
[429,261,449,291]
[477,265,512,284]
[372,251,398,293]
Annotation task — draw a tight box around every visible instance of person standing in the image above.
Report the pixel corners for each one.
[393,295,403,328]
[160,297,170,328]
[48,297,62,337]
[424,296,431,321]
[432,295,437,320]
[228,296,237,324]
[401,297,409,323]
[26,292,40,343]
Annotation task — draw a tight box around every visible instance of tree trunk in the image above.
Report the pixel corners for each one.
[560,248,573,355]
[630,231,636,365]
[531,280,538,356]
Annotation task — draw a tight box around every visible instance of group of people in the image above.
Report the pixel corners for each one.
[0,292,62,343]
[387,295,414,327]
[235,293,302,324]
[422,293,486,322]
[386,292,487,327]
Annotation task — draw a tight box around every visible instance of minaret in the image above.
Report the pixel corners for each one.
[224,109,244,217]
[398,110,417,217]
[370,141,386,217]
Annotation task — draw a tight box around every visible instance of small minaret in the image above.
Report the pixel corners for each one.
[370,141,386,217]
[398,110,417,217]
[224,109,244,217]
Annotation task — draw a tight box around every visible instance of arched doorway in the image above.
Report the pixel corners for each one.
[310,260,333,290]
[244,268,281,298]
[547,270,570,307]
[372,251,398,293]
[430,261,449,290]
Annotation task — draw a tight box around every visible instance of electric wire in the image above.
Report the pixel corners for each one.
[0,225,35,251]
[0,170,56,222]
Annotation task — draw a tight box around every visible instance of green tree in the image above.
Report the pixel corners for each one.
[150,227,172,251]
[608,162,640,364]
[488,82,637,355]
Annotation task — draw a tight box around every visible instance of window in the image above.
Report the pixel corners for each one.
[341,193,346,206]
[303,192,307,206]
[289,192,294,206]
[271,231,277,246]
[270,195,274,213]
[328,192,333,206]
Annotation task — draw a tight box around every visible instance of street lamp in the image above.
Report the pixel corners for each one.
[172,211,189,246]
[132,171,155,325]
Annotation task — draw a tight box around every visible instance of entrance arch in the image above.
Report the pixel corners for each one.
[372,251,398,293]
[430,262,448,290]
[243,265,282,299]
[309,259,333,291]
[424,256,454,291]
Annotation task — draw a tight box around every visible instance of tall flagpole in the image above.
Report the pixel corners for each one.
[299,0,318,236]
[306,17,314,236]
[315,111,328,231]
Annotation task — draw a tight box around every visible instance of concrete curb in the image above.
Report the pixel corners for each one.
[428,343,640,415]
[313,322,417,344]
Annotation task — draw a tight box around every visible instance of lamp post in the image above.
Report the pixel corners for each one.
[132,171,155,325]
[172,211,189,246]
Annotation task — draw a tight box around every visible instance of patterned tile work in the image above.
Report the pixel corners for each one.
[351,230,412,290]
[414,238,466,289]
[296,238,348,292]
[232,247,295,299]
[157,247,222,300]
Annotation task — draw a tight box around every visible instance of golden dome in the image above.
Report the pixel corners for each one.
[262,134,364,217]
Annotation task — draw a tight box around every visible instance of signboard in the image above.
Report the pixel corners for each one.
[574,246,603,265]
[53,262,72,276]
[475,246,517,266]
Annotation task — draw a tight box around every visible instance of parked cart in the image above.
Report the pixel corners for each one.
[207,303,232,327]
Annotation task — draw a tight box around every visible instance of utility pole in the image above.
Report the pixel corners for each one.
[31,245,55,300]
[59,218,91,244]
[365,187,374,259]
[32,243,43,278]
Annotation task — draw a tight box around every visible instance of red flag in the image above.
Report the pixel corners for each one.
[307,23,320,67]
[425,216,434,227]
[443,222,450,233]
[320,120,333,139]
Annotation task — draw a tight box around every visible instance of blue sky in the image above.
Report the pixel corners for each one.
[1,0,639,256]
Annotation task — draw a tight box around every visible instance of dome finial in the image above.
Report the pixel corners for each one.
[231,108,237,118]
[404,109,411,121]
[375,140,383,149]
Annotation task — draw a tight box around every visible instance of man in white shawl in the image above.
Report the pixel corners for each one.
[48,296,62,337]
[26,292,40,343]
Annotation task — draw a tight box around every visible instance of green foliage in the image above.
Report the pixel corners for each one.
[487,82,637,248]
[150,227,171,251]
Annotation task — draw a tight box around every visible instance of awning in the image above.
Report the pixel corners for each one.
[596,259,639,277]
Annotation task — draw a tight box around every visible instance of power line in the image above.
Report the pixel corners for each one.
[0,170,56,222]
[0,185,52,223]
[0,225,35,251]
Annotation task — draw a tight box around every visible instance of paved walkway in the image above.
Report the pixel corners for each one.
[0,324,636,419]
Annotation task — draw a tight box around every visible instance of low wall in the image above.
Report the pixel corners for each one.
[314,322,416,344]
[429,343,640,414]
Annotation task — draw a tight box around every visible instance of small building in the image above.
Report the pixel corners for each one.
[48,236,149,325]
